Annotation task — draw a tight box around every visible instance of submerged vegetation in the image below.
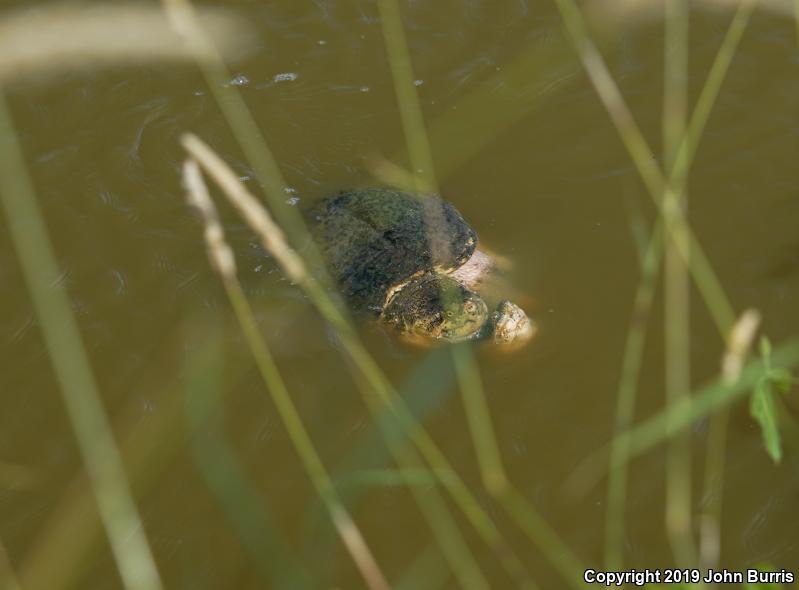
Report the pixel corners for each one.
[0,1,798,589]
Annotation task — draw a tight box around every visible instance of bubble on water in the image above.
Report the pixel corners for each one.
[193,90,205,96]
[317,39,328,46]
[229,74,250,87]
[286,196,301,206]
[273,72,298,83]
[413,79,424,87]
[254,264,263,273]
[239,174,251,182]
[140,398,154,414]
[359,85,370,93]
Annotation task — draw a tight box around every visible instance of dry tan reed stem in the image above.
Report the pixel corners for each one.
[329,506,393,590]
[182,159,237,279]
[180,156,390,590]
[0,4,254,85]
[181,134,306,284]
[721,309,762,384]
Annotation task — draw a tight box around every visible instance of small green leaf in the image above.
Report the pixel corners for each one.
[750,338,795,463]
[750,377,783,463]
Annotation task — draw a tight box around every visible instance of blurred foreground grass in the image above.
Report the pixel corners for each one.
[0,1,798,589]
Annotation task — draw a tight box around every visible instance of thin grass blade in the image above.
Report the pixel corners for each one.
[0,92,162,590]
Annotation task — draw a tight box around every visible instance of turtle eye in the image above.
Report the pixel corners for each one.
[446,310,453,318]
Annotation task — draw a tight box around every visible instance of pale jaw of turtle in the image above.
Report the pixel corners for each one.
[448,249,493,290]
[489,300,536,350]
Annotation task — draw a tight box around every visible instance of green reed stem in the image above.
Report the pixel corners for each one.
[451,347,552,589]
[675,0,757,572]
[316,351,494,589]
[605,337,799,469]
[0,92,163,590]
[699,404,728,571]
[19,312,319,590]
[223,278,390,590]
[559,0,754,564]
[452,345,508,495]
[663,2,689,176]
[603,0,757,571]
[573,336,799,501]
[303,347,488,590]
[376,2,584,586]
[670,0,756,188]
[182,321,314,590]
[497,486,586,589]
[663,0,696,568]
[554,0,736,336]
[604,223,663,570]
[327,332,524,590]
[377,0,437,189]
[692,1,757,571]
[453,348,583,588]
[388,443,494,590]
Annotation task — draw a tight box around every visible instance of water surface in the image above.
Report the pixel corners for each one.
[1,1,798,588]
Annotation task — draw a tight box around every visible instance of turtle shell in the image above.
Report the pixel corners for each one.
[307,188,478,312]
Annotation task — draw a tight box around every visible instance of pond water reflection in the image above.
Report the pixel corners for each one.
[1,1,798,588]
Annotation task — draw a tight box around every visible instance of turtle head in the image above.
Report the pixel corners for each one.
[382,274,488,343]
[435,284,488,342]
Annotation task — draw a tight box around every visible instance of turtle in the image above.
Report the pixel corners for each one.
[307,187,535,348]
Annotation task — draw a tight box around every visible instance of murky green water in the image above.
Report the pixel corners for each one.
[1,2,798,588]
